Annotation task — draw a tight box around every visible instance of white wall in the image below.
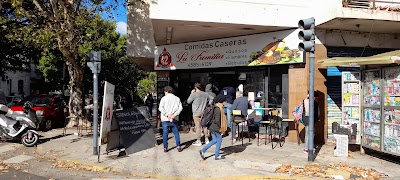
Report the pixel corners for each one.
[0,71,31,96]
[127,0,156,60]
[317,29,400,49]
[150,0,342,27]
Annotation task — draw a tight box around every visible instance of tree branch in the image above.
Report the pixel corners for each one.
[32,0,48,14]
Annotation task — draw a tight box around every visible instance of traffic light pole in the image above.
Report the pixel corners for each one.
[308,50,315,162]
[297,17,316,162]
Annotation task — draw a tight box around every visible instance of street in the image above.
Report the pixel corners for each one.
[0,164,48,180]
[0,138,132,180]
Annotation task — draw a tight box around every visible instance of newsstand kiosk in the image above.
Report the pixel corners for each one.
[320,50,400,156]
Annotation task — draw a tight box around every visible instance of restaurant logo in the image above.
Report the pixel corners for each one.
[157,48,174,68]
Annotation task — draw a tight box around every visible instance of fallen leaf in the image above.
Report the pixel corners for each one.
[275,164,292,173]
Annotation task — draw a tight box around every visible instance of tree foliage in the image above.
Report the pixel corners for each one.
[0,2,41,75]
[137,72,156,101]
[4,0,123,125]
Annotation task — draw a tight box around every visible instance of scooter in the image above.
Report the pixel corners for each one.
[0,102,39,147]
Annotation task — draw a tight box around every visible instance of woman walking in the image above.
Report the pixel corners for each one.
[199,94,227,160]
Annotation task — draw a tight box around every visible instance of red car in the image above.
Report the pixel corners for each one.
[10,94,66,131]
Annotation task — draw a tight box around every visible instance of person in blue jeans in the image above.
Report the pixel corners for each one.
[158,86,183,152]
[199,94,227,160]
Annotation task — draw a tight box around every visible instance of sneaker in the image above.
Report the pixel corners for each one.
[192,141,202,146]
[177,146,182,152]
[231,138,236,143]
[199,150,205,160]
[164,148,168,153]
[215,155,225,160]
[303,149,308,153]
[205,140,210,145]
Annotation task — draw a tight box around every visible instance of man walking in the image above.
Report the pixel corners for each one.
[159,86,183,152]
[187,83,213,146]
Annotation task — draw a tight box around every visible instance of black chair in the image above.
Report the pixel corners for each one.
[258,116,271,146]
[268,109,283,149]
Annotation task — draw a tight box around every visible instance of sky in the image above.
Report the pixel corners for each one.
[101,1,127,35]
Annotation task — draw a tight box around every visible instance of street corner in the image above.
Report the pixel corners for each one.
[201,175,322,180]
[274,162,388,179]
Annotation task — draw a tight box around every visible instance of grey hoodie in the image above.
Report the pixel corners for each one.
[187,91,212,116]
[205,84,216,98]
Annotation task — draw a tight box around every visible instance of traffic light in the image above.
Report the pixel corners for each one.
[298,17,315,52]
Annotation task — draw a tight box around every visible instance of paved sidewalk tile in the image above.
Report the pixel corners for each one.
[3,154,34,164]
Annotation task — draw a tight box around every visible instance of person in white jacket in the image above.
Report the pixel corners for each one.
[158,86,183,152]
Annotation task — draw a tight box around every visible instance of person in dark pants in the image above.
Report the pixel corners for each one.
[158,86,183,152]
[199,94,227,160]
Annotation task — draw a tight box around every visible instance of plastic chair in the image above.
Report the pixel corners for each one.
[232,110,245,146]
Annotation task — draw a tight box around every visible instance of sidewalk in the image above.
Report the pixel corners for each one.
[36,128,399,179]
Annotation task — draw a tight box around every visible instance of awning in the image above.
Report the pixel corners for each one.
[318,50,400,67]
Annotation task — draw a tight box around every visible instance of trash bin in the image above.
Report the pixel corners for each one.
[334,134,348,157]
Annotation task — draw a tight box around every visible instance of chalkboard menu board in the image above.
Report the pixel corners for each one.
[115,107,156,155]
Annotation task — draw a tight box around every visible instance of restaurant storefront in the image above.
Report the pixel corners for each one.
[153,29,328,143]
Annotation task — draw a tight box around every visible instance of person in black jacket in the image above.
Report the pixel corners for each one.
[199,94,227,160]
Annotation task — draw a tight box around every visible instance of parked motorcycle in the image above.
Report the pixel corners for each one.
[0,101,39,147]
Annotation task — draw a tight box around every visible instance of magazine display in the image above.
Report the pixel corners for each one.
[342,72,361,144]
[383,67,400,154]
[362,70,381,149]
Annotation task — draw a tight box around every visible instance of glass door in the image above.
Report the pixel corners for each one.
[362,69,381,150]
[382,67,400,155]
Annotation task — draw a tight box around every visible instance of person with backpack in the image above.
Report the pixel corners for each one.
[159,86,183,152]
[294,91,320,153]
[199,94,227,160]
[187,83,213,146]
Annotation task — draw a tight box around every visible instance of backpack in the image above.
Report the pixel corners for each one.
[201,105,215,127]
[292,100,318,126]
[292,100,304,124]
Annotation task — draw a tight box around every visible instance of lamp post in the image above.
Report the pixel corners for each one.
[87,51,101,155]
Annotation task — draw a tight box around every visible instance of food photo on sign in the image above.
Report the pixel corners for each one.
[247,39,301,66]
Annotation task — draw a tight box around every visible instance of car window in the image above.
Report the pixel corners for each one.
[54,97,62,106]
[31,96,52,106]
[6,97,13,103]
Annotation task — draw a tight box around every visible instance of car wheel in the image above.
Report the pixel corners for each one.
[41,119,52,131]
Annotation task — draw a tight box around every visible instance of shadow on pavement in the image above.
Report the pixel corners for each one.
[38,134,72,145]
[181,139,197,151]
[220,142,251,157]
[364,148,400,165]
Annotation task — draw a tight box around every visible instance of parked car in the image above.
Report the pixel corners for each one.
[5,96,23,107]
[10,94,67,131]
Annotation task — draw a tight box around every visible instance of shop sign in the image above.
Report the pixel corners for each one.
[154,29,303,70]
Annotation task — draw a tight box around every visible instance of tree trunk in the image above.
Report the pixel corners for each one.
[65,60,85,127]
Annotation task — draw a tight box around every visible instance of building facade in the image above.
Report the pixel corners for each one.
[127,0,400,143]
[0,64,41,97]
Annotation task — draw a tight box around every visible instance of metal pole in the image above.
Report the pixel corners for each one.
[308,50,315,162]
[93,71,99,155]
